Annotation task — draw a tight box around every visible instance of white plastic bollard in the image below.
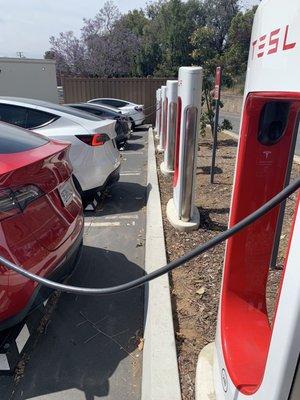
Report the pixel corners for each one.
[196,1,300,399]
[166,67,203,232]
[155,88,161,139]
[157,85,166,153]
[160,80,178,176]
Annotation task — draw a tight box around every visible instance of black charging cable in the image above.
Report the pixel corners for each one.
[0,177,299,296]
[143,106,161,119]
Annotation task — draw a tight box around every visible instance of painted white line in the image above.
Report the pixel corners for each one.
[85,222,121,228]
[123,152,144,156]
[105,214,139,220]
[16,324,30,353]
[120,172,141,176]
[0,354,10,371]
[43,299,49,307]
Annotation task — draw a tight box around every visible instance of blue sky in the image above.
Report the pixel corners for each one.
[0,0,259,59]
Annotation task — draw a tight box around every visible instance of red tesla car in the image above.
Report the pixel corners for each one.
[0,122,84,331]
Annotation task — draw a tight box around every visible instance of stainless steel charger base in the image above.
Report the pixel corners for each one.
[166,198,200,232]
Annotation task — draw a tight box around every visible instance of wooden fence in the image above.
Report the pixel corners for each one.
[61,77,169,123]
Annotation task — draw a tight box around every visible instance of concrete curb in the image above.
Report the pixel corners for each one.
[222,129,300,165]
[141,128,181,400]
[195,343,216,400]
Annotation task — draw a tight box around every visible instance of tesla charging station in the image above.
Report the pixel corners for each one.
[167,67,203,231]
[155,88,162,139]
[196,1,300,399]
[161,80,178,176]
[157,85,167,153]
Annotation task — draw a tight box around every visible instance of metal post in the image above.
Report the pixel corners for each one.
[157,86,166,153]
[161,80,178,176]
[211,67,222,184]
[167,66,203,232]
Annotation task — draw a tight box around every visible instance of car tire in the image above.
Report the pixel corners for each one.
[130,118,136,131]
[72,175,89,208]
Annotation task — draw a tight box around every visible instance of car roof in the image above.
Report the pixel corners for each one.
[0,97,61,108]
[0,97,106,123]
[67,103,121,114]
[89,98,134,105]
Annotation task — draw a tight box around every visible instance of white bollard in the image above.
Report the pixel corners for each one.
[196,1,300,399]
[166,67,203,232]
[154,88,161,139]
[157,85,166,153]
[160,80,178,177]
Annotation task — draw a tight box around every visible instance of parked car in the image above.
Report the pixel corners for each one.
[87,98,145,129]
[66,103,131,148]
[0,122,84,331]
[0,97,121,205]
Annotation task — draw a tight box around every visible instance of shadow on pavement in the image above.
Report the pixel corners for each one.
[129,134,143,141]
[7,246,145,400]
[135,126,149,132]
[87,182,148,217]
[124,142,144,151]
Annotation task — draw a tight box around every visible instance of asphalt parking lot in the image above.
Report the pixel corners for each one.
[0,127,149,400]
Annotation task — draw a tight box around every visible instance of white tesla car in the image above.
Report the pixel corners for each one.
[87,98,145,128]
[0,97,121,204]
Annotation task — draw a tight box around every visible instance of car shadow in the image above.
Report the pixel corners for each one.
[7,246,146,400]
[135,125,150,132]
[86,182,148,217]
[123,142,144,151]
[129,134,143,141]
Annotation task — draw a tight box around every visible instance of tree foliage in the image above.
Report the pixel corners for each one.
[47,0,256,82]
[50,1,140,77]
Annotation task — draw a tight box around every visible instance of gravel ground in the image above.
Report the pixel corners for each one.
[156,131,300,400]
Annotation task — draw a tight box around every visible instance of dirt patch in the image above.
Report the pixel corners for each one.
[156,131,300,400]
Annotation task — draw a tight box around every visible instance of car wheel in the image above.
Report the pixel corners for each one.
[130,118,136,131]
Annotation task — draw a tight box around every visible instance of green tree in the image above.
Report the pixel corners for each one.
[191,0,240,135]
[191,0,239,77]
[224,6,257,79]
[144,0,205,77]
[44,50,55,60]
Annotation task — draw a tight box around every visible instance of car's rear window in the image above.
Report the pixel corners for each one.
[54,104,101,121]
[0,123,49,154]
[69,105,116,118]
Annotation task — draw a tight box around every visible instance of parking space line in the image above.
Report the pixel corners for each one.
[84,222,121,228]
[0,354,10,371]
[105,215,139,220]
[120,172,141,176]
[16,325,30,353]
[123,152,144,156]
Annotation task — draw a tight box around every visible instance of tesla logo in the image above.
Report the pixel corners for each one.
[263,151,272,159]
[252,25,296,60]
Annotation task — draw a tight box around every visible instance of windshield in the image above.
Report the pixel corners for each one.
[0,123,49,154]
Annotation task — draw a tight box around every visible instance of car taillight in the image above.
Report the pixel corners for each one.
[134,106,144,112]
[0,185,43,221]
[75,133,110,146]
[14,185,43,210]
[0,189,19,221]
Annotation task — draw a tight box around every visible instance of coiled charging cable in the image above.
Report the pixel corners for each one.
[1,177,299,296]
